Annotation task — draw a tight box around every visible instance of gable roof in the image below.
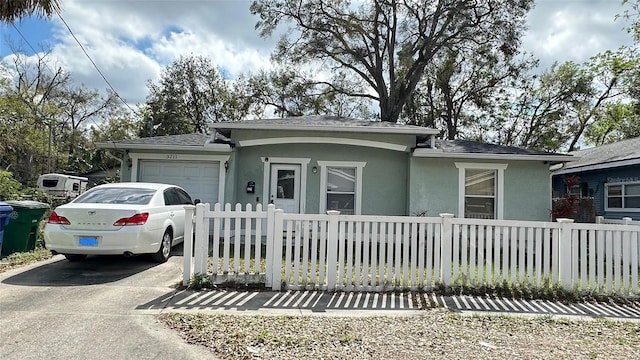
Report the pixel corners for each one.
[95,117,574,163]
[413,139,575,162]
[212,115,439,136]
[95,133,232,152]
[553,137,640,175]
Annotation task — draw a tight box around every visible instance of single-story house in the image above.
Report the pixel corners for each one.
[552,136,640,220]
[96,116,574,221]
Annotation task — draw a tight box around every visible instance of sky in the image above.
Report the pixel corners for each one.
[0,0,636,110]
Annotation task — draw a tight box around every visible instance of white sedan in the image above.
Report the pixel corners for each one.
[44,182,196,262]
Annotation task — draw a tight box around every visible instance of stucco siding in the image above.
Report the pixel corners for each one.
[410,158,552,221]
[503,161,551,221]
[408,158,459,217]
[232,143,408,215]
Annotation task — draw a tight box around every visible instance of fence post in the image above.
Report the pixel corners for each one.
[182,205,196,286]
[326,210,341,290]
[556,218,574,290]
[271,208,284,291]
[440,213,454,286]
[193,203,208,276]
[265,204,275,288]
[595,216,603,224]
[622,217,632,225]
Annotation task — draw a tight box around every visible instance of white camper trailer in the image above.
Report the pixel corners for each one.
[37,173,88,199]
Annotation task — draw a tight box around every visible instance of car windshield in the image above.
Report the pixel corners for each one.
[74,187,155,205]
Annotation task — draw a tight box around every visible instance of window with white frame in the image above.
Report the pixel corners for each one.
[455,163,507,219]
[318,161,366,215]
[605,182,640,211]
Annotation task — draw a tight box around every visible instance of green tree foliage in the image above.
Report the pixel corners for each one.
[0,54,68,184]
[89,108,139,173]
[585,102,640,145]
[479,51,635,152]
[56,87,120,172]
[140,55,248,137]
[0,171,21,200]
[404,44,537,139]
[244,66,374,118]
[251,0,534,124]
[1,49,133,184]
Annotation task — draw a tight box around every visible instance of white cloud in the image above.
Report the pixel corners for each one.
[523,0,634,68]
[36,0,275,105]
[2,0,636,111]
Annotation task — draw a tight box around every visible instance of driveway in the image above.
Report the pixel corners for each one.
[0,250,215,360]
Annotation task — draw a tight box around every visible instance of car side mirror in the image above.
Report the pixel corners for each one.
[193,199,201,205]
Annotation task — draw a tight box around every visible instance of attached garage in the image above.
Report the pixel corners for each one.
[138,160,220,205]
[94,134,232,207]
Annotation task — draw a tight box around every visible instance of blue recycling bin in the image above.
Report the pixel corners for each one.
[0,202,14,255]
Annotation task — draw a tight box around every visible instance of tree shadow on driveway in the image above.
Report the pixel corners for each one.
[1,255,161,286]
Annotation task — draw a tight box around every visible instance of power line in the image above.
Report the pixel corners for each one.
[10,22,110,131]
[56,12,137,114]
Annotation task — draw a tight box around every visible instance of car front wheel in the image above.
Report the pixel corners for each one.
[151,230,172,263]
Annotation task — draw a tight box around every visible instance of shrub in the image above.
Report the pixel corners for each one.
[0,171,21,200]
[551,175,581,220]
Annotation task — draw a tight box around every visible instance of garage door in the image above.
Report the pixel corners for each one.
[139,160,220,205]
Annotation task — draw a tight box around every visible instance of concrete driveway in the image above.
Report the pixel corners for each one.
[0,251,215,360]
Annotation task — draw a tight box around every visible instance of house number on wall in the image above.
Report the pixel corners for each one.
[166,154,178,159]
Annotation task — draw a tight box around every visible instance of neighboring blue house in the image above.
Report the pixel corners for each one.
[97,116,574,221]
[552,137,640,220]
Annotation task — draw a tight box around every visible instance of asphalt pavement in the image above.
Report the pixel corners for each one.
[1,251,639,360]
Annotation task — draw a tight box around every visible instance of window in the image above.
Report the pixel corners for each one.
[164,189,179,205]
[465,169,497,219]
[606,182,640,211]
[455,163,507,219]
[175,188,194,205]
[318,161,366,215]
[75,188,154,205]
[42,179,59,188]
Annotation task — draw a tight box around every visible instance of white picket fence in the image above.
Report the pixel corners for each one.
[183,203,640,296]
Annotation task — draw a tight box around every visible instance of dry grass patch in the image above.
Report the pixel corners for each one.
[0,248,52,273]
[159,309,640,359]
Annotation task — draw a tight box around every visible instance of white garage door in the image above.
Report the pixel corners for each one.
[139,160,220,205]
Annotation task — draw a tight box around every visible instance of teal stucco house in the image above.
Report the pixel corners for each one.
[97,116,574,221]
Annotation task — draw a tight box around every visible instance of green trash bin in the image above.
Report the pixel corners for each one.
[1,200,50,256]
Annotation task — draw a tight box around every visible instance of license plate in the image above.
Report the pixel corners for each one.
[79,237,98,246]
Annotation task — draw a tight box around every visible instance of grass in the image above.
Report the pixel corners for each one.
[158,310,640,360]
[0,247,53,273]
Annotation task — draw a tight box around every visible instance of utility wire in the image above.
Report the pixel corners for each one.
[10,22,107,130]
[56,11,137,114]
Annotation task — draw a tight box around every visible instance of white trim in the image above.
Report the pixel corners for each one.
[554,158,640,175]
[414,149,574,162]
[270,164,301,213]
[96,143,232,152]
[130,153,229,206]
[214,123,438,135]
[261,157,310,213]
[455,162,507,219]
[604,181,640,213]
[317,161,366,215]
[238,137,408,152]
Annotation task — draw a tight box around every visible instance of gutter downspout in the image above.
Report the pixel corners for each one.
[105,149,124,182]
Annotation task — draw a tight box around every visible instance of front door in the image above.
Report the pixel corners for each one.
[270,164,301,213]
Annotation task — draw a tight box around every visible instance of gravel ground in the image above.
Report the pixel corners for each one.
[159,309,640,359]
